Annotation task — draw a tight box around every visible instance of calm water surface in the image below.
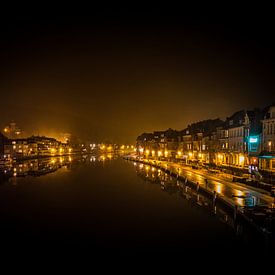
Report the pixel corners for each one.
[0,155,270,252]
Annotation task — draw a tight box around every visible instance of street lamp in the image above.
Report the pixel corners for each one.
[268,141,272,152]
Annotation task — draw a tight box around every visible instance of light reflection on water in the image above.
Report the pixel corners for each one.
[0,154,118,182]
[0,156,273,251]
[132,160,274,249]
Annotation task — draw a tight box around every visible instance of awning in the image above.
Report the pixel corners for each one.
[258,151,275,159]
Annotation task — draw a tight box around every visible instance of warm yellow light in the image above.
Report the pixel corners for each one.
[146,149,150,155]
[69,148,72,153]
[177,151,182,156]
[218,154,222,159]
[131,145,134,149]
[216,184,222,194]
[139,147,144,153]
[188,152,193,157]
[198,153,202,158]
[59,148,63,153]
[51,148,56,154]
[268,141,272,146]
[3,128,8,133]
[121,145,125,149]
[101,145,105,150]
[239,155,245,165]
[107,146,112,151]
[164,151,168,157]
[158,150,162,157]
[151,150,155,156]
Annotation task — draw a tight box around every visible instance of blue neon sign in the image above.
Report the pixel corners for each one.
[249,136,258,143]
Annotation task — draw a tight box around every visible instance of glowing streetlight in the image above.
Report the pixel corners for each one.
[158,150,162,157]
[239,155,245,166]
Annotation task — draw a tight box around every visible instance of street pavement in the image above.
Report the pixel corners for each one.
[142,159,274,208]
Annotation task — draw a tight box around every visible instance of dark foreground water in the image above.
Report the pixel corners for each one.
[0,155,272,254]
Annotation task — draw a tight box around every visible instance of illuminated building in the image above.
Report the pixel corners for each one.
[259,105,275,171]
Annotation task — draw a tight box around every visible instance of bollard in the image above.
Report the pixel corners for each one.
[196,182,200,192]
[234,205,238,221]
[213,191,217,205]
[205,178,208,189]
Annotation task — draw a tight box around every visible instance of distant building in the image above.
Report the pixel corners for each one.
[0,132,8,157]
[3,122,22,139]
[3,136,70,160]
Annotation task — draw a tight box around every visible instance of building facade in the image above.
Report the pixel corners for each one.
[259,105,275,171]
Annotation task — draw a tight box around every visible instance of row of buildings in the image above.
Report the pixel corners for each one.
[0,135,73,160]
[136,105,275,175]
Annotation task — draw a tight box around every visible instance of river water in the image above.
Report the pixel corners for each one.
[0,155,272,253]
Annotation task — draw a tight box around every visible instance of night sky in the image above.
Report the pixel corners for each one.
[1,7,274,143]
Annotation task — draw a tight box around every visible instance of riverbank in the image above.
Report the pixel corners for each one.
[124,155,275,241]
